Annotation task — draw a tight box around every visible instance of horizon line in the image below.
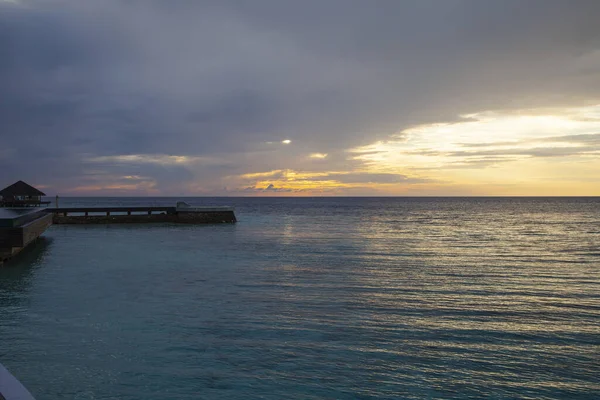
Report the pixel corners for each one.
[43,195,600,198]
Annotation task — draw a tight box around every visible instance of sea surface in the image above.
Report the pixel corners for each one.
[0,197,599,399]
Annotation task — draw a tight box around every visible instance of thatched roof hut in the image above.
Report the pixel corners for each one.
[0,181,48,207]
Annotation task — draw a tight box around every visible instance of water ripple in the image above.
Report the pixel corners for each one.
[0,197,599,399]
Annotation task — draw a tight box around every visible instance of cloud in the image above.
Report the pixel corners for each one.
[244,183,294,193]
[239,170,286,180]
[265,183,292,192]
[444,145,600,159]
[306,172,431,184]
[85,154,226,166]
[537,133,600,145]
[230,168,434,195]
[352,107,600,165]
[1,0,600,194]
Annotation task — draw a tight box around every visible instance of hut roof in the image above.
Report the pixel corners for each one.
[0,181,46,197]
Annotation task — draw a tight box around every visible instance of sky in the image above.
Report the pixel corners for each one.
[1,0,599,196]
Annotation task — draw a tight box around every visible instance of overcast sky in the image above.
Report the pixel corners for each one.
[1,0,599,196]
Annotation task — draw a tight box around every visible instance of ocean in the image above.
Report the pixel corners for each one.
[0,197,598,399]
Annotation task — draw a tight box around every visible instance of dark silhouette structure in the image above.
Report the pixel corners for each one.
[0,180,50,207]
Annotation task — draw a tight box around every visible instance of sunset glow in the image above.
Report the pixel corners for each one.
[1,0,599,196]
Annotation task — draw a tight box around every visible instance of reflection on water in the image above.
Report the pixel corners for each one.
[0,237,52,300]
[0,198,598,399]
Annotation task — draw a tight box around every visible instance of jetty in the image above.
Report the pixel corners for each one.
[49,203,236,224]
[1,181,236,265]
[0,208,53,265]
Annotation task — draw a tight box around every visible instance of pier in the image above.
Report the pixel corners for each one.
[1,201,236,265]
[48,205,236,224]
[1,182,237,265]
[0,208,53,264]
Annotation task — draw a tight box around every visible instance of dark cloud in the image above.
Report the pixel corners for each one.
[443,146,599,158]
[309,173,432,185]
[443,158,521,170]
[1,0,600,193]
[244,184,294,193]
[425,133,600,160]
[537,133,600,145]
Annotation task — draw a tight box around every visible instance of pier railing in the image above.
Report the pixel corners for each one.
[44,205,236,224]
[47,206,176,216]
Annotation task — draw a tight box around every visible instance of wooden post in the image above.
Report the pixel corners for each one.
[127,211,131,215]
[148,211,152,215]
[85,212,88,216]
[55,195,59,208]
[106,211,110,216]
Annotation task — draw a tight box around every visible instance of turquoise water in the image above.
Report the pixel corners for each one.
[1,197,599,399]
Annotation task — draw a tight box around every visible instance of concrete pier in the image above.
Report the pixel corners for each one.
[0,208,53,265]
[1,203,236,265]
[47,205,236,224]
